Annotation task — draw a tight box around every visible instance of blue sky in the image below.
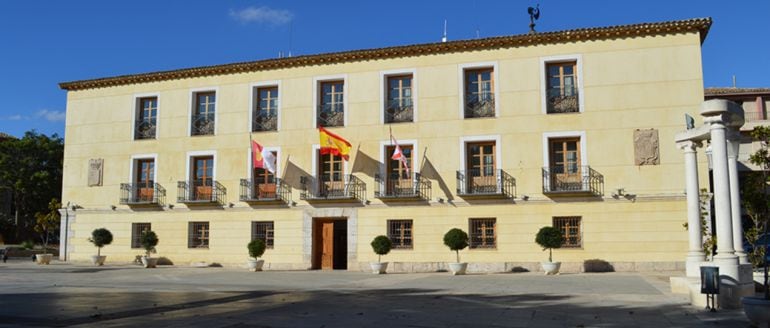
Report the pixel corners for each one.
[1,0,768,138]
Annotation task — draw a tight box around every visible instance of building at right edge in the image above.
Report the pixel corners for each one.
[59,18,714,273]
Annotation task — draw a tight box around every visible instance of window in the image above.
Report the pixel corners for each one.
[192,92,216,135]
[251,221,274,249]
[188,222,210,248]
[253,86,278,132]
[131,223,151,248]
[253,151,277,198]
[466,142,496,193]
[464,68,495,118]
[385,75,413,123]
[135,97,157,139]
[134,158,155,202]
[546,61,579,113]
[387,220,413,249]
[319,151,344,196]
[553,216,581,247]
[469,218,496,249]
[385,144,413,194]
[192,156,214,200]
[548,138,582,190]
[318,81,344,127]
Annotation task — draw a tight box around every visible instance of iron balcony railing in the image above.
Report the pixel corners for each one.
[134,119,157,140]
[119,183,166,205]
[542,165,604,196]
[317,103,344,127]
[385,100,413,123]
[191,112,215,136]
[546,90,580,114]
[177,180,226,204]
[252,109,278,132]
[374,172,431,200]
[300,174,366,202]
[456,169,516,198]
[464,93,495,118]
[239,178,291,203]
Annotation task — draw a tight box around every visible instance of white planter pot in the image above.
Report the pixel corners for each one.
[742,296,770,327]
[91,255,106,266]
[35,253,52,265]
[541,261,561,275]
[247,258,265,272]
[448,262,468,275]
[141,256,158,268]
[370,262,389,274]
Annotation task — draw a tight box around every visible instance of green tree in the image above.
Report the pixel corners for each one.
[33,198,61,252]
[742,125,770,300]
[0,131,63,243]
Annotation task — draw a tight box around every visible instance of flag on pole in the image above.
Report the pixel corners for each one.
[319,127,352,161]
[251,140,277,174]
[390,127,409,175]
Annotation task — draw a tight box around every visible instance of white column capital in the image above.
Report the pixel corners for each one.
[676,140,702,152]
[703,114,727,126]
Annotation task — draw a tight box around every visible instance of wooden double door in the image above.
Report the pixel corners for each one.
[312,218,348,270]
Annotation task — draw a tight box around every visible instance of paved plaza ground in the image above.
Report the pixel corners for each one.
[0,259,751,327]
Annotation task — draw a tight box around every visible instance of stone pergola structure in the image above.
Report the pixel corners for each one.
[675,99,754,308]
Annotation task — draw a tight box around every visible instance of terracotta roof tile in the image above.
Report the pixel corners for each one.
[704,87,770,97]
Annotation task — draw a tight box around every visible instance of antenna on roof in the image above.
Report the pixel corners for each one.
[288,21,293,57]
[528,4,541,34]
[442,19,447,42]
[732,75,736,88]
[476,28,480,39]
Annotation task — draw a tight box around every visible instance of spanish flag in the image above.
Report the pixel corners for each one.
[319,127,352,161]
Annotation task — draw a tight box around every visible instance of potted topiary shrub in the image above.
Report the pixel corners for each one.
[88,228,113,266]
[536,226,564,275]
[370,235,392,274]
[443,228,469,275]
[139,230,159,268]
[247,239,266,272]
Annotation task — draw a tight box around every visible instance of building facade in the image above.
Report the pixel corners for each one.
[59,18,712,272]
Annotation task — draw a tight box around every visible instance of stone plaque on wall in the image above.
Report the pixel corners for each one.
[88,158,103,186]
[634,129,659,165]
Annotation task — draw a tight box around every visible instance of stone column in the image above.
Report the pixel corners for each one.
[704,116,737,264]
[727,137,749,264]
[677,140,705,277]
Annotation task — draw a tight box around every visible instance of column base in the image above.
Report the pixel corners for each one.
[712,263,754,309]
[686,253,706,277]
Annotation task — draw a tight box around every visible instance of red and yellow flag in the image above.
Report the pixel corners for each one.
[319,127,352,161]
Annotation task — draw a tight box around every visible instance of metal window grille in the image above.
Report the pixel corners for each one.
[553,216,582,248]
[131,223,151,249]
[188,222,210,248]
[387,220,413,249]
[469,218,496,249]
[251,221,275,249]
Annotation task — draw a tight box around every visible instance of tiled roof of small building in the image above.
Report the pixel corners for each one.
[704,87,770,97]
[60,18,712,91]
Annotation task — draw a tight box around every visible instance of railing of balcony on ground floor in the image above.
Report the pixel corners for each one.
[300,174,366,202]
[120,183,166,205]
[239,178,291,204]
[456,169,515,198]
[177,180,226,204]
[317,104,344,127]
[541,165,603,196]
[374,172,431,200]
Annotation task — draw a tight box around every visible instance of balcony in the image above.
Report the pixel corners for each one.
[134,119,157,140]
[119,183,166,206]
[177,180,226,205]
[464,94,495,118]
[239,178,291,205]
[542,166,604,196]
[191,113,215,136]
[300,174,366,203]
[252,110,277,132]
[547,93,580,114]
[374,172,431,201]
[317,104,344,127]
[385,101,413,123]
[456,169,515,199]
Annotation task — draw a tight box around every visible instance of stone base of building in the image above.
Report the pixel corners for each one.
[670,263,755,309]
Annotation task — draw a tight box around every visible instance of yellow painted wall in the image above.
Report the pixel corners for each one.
[62,32,708,270]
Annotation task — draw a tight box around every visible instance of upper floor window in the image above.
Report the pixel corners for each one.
[191,156,214,200]
[135,97,157,140]
[465,141,496,192]
[253,151,277,198]
[318,81,344,127]
[134,158,155,201]
[319,152,344,194]
[464,68,495,118]
[192,92,216,136]
[253,86,278,132]
[545,61,580,114]
[385,75,413,123]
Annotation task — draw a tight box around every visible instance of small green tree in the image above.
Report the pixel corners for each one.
[88,228,113,256]
[535,226,564,263]
[370,235,392,263]
[248,239,266,259]
[33,198,60,253]
[139,230,159,257]
[443,228,468,263]
[742,125,770,300]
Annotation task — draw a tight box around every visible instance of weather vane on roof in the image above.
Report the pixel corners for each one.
[528,4,540,34]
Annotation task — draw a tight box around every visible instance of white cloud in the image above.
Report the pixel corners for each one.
[229,6,293,25]
[6,114,23,121]
[35,109,66,122]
